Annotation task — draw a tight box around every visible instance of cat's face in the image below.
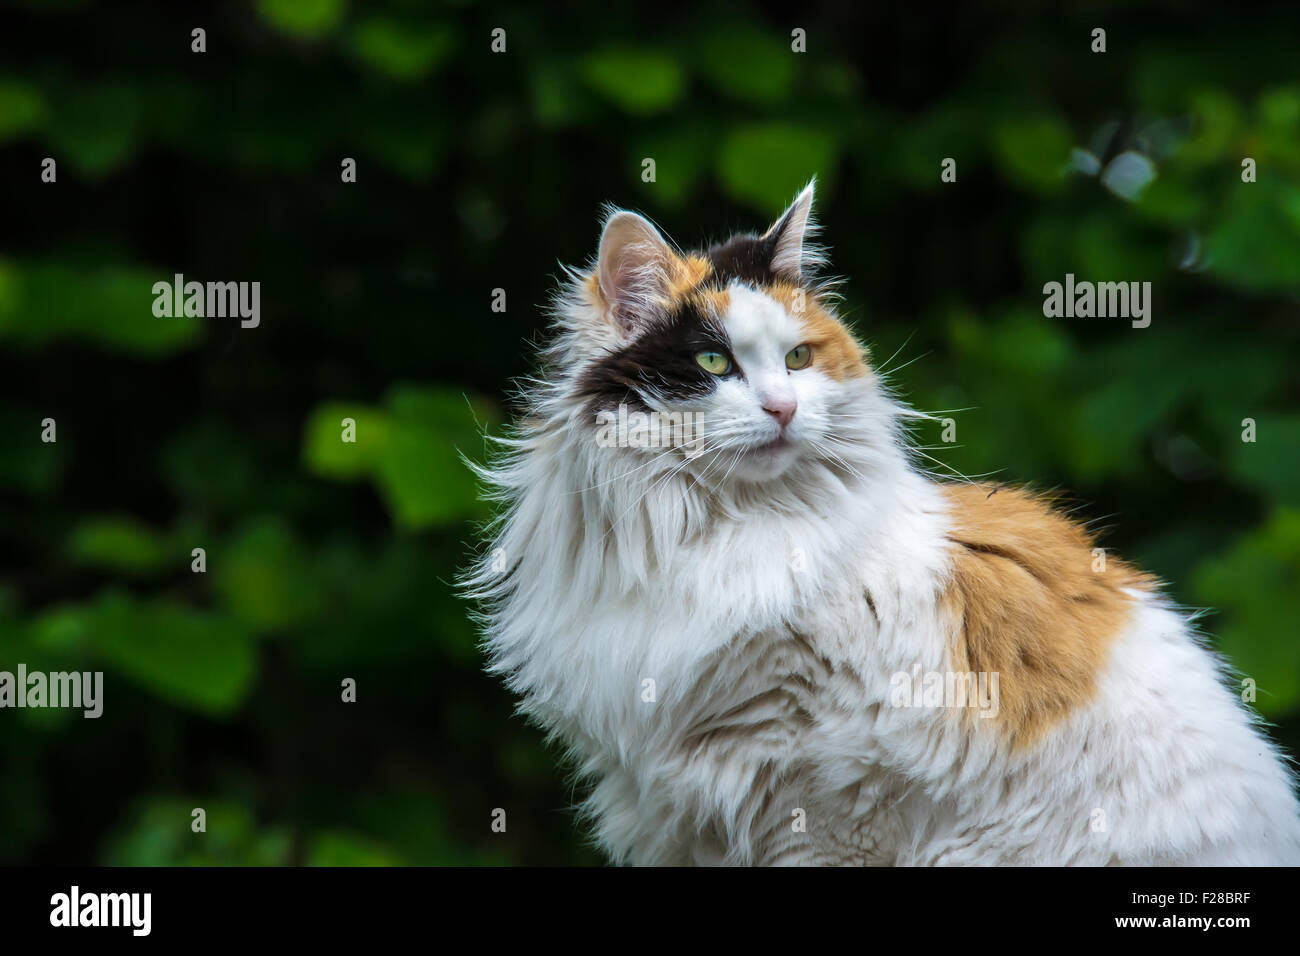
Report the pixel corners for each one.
[573,183,871,483]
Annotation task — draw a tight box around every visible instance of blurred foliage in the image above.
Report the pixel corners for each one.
[0,0,1297,865]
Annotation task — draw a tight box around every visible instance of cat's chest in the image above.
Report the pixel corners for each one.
[649,595,876,778]
[633,617,910,865]
[613,529,882,743]
[673,625,834,757]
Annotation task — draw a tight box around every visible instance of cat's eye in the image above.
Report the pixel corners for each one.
[786,344,812,370]
[695,351,732,375]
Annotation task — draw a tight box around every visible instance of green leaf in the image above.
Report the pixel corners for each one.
[27,605,94,654]
[1258,86,1300,135]
[627,124,713,205]
[351,18,454,80]
[0,402,66,494]
[255,0,346,40]
[89,592,257,715]
[1070,210,1168,281]
[1133,174,1207,226]
[1068,379,1175,481]
[308,831,402,866]
[693,24,795,105]
[529,61,593,127]
[1194,509,1300,717]
[990,114,1073,194]
[0,262,201,355]
[1227,415,1300,506]
[580,49,684,115]
[302,403,389,479]
[365,121,446,181]
[1180,89,1241,166]
[214,518,325,633]
[66,516,169,575]
[893,107,978,191]
[303,388,496,530]
[716,122,837,214]
[0,79,48,141]
[1206,183,1300,291]
[372,387,495,529]
[103,798,292,866]
[42,83,141,178]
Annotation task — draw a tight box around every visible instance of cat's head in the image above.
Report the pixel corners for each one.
[559,181,884,486]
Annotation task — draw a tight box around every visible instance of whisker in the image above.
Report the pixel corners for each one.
[872,330,917,377]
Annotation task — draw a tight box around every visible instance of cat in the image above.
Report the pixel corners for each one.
[465,181,1300,865]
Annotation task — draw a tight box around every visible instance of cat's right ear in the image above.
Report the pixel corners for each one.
[596,210,675,335]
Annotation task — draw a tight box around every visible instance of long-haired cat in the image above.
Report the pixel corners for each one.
[466,182,1300,865]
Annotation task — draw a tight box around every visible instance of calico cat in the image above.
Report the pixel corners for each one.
[466,182,1300,865]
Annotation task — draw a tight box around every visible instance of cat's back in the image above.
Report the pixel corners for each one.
[924,482,1300,865]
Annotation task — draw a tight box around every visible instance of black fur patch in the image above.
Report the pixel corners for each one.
[576,221,800,412]
[576,298,732,412]
[702,233,779,288]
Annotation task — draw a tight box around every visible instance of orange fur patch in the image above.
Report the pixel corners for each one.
[587,249,711,314]
[668,254,714,300]
[764,282,869,381]
[940,483,1155,749]
[686,285,731,320]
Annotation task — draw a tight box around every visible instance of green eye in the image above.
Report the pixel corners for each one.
[786,344,812,370]
[696,351,732,375]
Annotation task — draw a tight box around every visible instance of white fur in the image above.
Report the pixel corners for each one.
[466,255,1300,867]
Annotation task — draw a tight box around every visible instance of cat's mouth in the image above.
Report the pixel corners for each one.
[749,435,791,455]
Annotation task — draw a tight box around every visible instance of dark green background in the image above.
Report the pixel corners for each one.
[1,0,1297,865]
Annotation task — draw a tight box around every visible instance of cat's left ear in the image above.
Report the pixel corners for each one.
[763,180,821,282]
[596,209,679,335]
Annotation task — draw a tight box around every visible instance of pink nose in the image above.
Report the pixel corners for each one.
[763,398,797,428]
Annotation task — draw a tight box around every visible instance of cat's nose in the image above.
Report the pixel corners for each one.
[763,397,797,428]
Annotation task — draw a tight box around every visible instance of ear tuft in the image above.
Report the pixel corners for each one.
[597,210,675,334]
[763,180,821,282]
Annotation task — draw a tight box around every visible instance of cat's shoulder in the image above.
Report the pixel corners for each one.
[938,481,1153,590]
[936,481,1158,746]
